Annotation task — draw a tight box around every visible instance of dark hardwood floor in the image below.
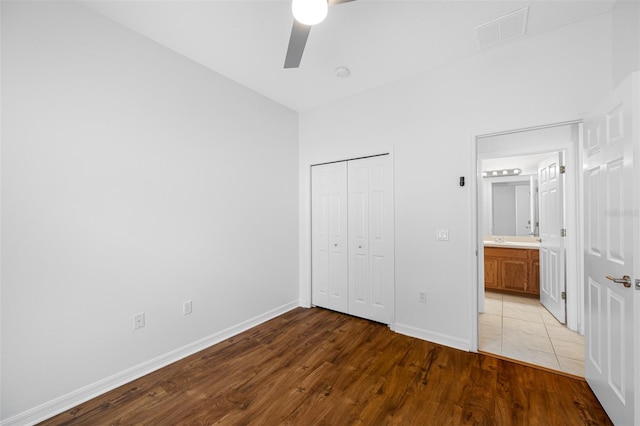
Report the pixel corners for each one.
[41,307,611,425]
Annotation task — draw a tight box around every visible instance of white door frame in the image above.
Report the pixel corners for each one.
[299,146,396,328]
[469,121,584,351]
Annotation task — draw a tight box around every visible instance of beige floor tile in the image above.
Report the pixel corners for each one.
[485,291,503,301]
[479,324,502,353]
[540,308,564,327]
[503,306,544,323]
[479,291,584,377]
[546,325,584,344]
[503,294,539,306]
[503,329,554,354]
[558,356,585,376]
[484,306,502,316]
[479,313,502,327]
[503,300,540,313]
[484,299,502,315]
[501,346,561,370]
[480,338,502,353]
[480,323,501,337]
[503,317,548,336]
[552,339,584,361]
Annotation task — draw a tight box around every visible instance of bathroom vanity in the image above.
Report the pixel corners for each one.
[484,239,540,296]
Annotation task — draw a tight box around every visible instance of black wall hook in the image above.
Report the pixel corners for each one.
[459,176,465,187]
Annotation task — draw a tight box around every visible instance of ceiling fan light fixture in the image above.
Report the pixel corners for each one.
[292,0,328,26]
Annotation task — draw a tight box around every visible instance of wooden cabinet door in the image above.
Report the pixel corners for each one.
[529,249,540,295]
[530,259,540,295]
[484,257,500,289]
[501,259,528,292]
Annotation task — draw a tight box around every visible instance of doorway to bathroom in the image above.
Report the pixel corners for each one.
[475,122,584,376]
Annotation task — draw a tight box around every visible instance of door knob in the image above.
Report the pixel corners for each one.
[606,275,631,288]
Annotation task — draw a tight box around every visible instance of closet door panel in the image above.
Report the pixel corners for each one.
[348,155,394,324]
[350,169,369,306]
[311,162,348,313]
[311,190,329,307]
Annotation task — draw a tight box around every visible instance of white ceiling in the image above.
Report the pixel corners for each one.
[82,0,616,111]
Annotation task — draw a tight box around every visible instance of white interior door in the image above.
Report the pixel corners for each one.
[538,152,566,323]
[311,162,348,314]
[584,74,637,426]
[347,155,394,324]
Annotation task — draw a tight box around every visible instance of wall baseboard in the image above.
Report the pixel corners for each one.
[395,323,471,352]
[1,301,300,426]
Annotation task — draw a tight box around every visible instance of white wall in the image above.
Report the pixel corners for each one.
[299,13,613,350]
[1,1,299,422]
[612,1,640,88]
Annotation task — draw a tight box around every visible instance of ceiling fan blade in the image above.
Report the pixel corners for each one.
[328,0,356,4]
[284,20,312,69]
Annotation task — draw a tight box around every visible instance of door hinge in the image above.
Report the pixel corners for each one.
[560,165,566,174]
[560,228,566,237]
[561,291,566,300]
[636,279,640,290]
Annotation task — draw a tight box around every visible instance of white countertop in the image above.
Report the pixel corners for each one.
[483,241,540,249]
[483,236,541,249]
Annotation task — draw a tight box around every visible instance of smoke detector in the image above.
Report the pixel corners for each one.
[335,67,351,78]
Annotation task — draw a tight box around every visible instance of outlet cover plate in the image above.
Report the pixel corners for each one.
[134,312,145,330]
[436,229,449,241]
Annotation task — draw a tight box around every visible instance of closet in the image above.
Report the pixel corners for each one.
[311,154,394,325]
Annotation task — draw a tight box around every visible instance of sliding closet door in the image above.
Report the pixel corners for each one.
[311,162,348,313]
[348,155,394,324]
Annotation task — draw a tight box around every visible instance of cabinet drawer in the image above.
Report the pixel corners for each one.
[484,247,529,259]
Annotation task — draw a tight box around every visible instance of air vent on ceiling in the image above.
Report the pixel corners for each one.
[475,7,529,50]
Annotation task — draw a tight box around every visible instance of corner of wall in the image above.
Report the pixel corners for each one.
[394,323,471,353]
[0,301,300,426]
[612,0,640,88]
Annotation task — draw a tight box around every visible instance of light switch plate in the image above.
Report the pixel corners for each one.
[436,229,449,241]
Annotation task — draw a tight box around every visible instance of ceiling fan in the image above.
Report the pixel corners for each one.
[284,0,356,69]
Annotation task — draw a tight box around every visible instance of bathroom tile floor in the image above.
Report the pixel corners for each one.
[479,291,585,377]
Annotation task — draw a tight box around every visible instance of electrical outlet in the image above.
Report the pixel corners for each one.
[134,312,145,330]
[419,291,427,303]
[436,229,449,241]
[183,300,193,315]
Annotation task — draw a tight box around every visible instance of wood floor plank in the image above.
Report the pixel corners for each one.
[40,307,611,426]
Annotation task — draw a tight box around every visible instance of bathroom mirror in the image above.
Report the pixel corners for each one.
[484,175,538,236]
